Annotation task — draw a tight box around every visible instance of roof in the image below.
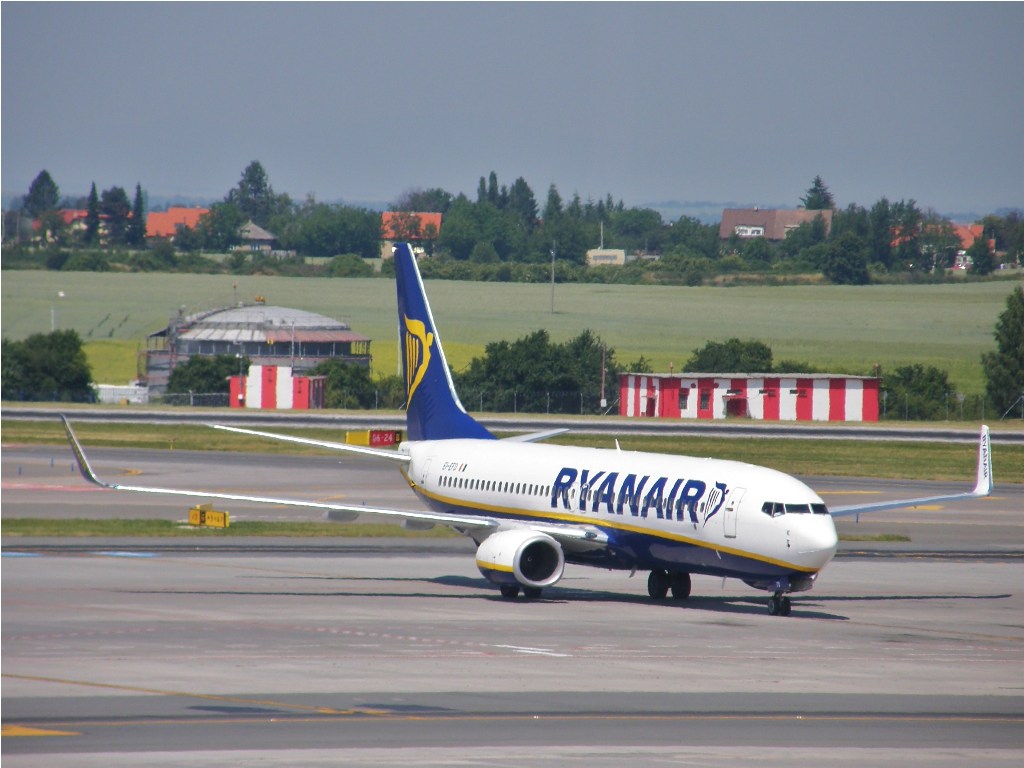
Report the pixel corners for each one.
[153,304,370,344]
[719,208,834,240]
[381,211,443,240]
[240,221,277,242]
[32,209,90,230]
[953,224,985,250]
[146,206,208,238]
[625,372,878,381]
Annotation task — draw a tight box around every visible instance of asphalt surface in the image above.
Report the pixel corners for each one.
[3,444,1023,766]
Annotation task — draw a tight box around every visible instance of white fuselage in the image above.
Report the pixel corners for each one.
[402,439,838,590]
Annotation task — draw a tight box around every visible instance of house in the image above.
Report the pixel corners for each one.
[238,221,278,252]
[146,206,208,240]
[380,211,442,259]
[719,208,834,241]
[31,209,91,242]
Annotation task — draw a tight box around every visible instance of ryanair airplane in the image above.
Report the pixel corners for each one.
[62,243,994,616]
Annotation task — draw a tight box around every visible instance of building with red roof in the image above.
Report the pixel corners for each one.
[380,211,442,258]
[146,206,208,239]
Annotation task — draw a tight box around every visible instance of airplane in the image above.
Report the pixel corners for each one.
[62,242,994,616]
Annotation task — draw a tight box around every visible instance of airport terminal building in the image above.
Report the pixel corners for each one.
[620,373,880,422]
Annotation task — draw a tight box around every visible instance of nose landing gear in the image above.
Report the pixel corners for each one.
[767,591,792,616]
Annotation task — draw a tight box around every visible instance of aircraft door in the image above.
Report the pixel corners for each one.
[419,458,433,487]
[723,487,745,538]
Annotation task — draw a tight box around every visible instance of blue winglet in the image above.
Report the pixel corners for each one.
[393,243,495,441]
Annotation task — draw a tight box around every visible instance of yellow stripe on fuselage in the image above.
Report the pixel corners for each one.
[407,474,816,574]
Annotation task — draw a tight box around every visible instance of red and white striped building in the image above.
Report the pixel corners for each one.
[229,365,325,410]
[620,373,879,422]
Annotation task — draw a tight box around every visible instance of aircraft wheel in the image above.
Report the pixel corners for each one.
[768,593,792,616]
[500,584,520,599]
[648,570,670,600]
[522,587,543,600]
[670,572,692,600]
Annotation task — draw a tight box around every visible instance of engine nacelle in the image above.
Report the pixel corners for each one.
[475,529,565,589]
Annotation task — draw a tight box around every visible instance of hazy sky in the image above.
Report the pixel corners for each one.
[3,2,1022,216]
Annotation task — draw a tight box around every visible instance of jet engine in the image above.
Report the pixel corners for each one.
[475,528,565,590]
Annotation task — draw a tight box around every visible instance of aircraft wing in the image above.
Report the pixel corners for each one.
[211,424,411,463]
[829,425,993,517]
[61,416,490,532]
[501,428,570,443]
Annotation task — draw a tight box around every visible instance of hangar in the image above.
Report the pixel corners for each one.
[620,373,880,422]
[145,300,371,395]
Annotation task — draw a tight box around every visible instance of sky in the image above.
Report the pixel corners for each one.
[3,2,1022,218]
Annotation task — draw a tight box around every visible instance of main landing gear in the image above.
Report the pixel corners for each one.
[767,591,792,616]
[647,570,691,601]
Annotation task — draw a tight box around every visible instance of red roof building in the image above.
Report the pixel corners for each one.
[380,211,442,258]
[146,206,209,239]
[719,208,834,241]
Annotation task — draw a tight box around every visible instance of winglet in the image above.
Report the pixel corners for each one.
[972,424,993,497]
[61,415,111,489]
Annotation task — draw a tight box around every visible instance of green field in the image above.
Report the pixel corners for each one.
[3,271,1020,393]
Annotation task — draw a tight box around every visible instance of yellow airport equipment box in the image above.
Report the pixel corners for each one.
[188,503,230,529]
[346,430,403,447]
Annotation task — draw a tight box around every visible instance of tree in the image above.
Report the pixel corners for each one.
[24,170,60,217]
[683,338,773,373]
[392,187,454,213]
[100,186,131,245]
[823,231,870,285]
[197,202,245,252]
[84,183,101,246]
[1,330,93,402]
[801,176,835,210]
[167,354,246,395]
[228,161,289,227]
[882,364,954,420]
[326,253,374,277]
[918,211,960,272]
[506,177,538,232]
[542,184,563,222]
[306,359,382,409]
[981,286,1024,417]
[456,329,616,414]
[127,183,147,246]
[867,197,894,268]
[891,199,923,270]
[967,231,995,275]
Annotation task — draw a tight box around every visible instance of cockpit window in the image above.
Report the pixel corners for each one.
[761,501,785,517]
[785,503,811,514]
[812,503,829,515]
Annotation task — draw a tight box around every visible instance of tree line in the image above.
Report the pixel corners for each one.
[5,166,1021,286]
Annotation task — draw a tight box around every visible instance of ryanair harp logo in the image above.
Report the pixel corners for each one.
[403,315,433,404]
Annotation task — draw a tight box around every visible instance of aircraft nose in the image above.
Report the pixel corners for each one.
[795,515,839,566]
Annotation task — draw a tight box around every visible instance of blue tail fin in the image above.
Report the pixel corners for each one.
[393,243,495,441]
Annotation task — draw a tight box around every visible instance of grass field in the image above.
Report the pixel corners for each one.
[4,271,1021,393]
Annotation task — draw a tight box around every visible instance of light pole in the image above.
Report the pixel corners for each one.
[51,290,65,331]
[550,240,556,314]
